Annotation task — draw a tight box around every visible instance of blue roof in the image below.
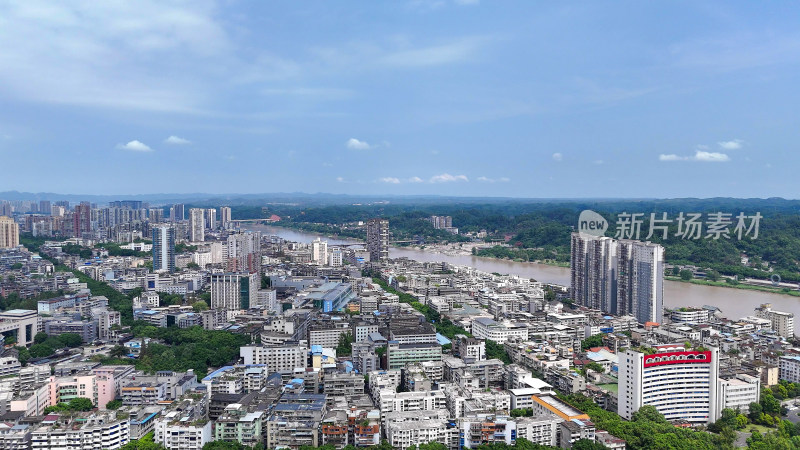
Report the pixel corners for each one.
[311,345,323,354]
[436,333,451,345]
[202,366,234,381]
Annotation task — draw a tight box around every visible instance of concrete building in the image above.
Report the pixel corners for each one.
[471,318,529,344]
[240,346,307,373]
[0,310,38,346]
[780,356,800,383]
[619,344,720,424]
[226,232,262,274]
[0,216,19,248]
[311,238,328,265]
[154,395,211,450]
[220,206,232,229]
[189,208,205,242]
[210,273,259,318]
[205,208,217,230]
[214,403,265,448]
[152,226,176,273]
[367,218,389,263]
[755,304,795,338]
[387,341,442,370]
[29,411,130,450]
[570,233,664,323]
[719,374,760,413]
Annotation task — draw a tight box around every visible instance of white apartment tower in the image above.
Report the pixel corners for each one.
[189,208,205,242]
[205,208,217,230]
[152,226,176,273]
[311,238,328,265]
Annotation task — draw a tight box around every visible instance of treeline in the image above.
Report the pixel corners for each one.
[562,394,734,449]
[96,322,249,378]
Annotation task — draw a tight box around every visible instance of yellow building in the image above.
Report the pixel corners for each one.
[0,216,19,248]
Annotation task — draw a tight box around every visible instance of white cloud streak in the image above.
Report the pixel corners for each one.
[718,139,743,150]
[379,177,401,184]
[164,135,191,145]
[552,152,563,161]
[430,173,468,183]
[477,176,510,183]
[117,140,152,152]
[346,138,371,150]
[659,150,730,162]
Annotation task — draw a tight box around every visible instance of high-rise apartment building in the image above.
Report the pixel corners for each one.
[570,233,664,324]
[210,273,259,318]
[366,218,389,262]
[189,208,205,242]
[38,200,51,215]
[205,208,217,230]
[227,232,261,273]
[220,206,232,229]
[429,215,452,229]
[72,202,92,237]
[152,227,176,273]
[172,203,185,222]
[619,344,721,425]
[148,208,164,223]
[311,238,328,265]
[0,216,19,248]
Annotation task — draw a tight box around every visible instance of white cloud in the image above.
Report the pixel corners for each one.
[336,177,345,182]
[164,135,191,145]
[430,173,468,183]
[552,152,563,161]
[379,177,401,184]
[346,138,371,150]
[694,151,730,162]
[593,160,604,165]
[718,139,743,150]
[408,176,424,183]
[454,0,480,5]
[116,140,152,152]
[659,150,730,162]
[477,176,510,183]
[379,37,487,68]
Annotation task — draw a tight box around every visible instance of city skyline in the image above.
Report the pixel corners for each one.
[1,2,798,197]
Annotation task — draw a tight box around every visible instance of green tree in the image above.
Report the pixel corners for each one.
[572,439,609,450]
[120,432,166,450]
[57,333,83,347]
[110,345,128,358]
[192,300,209,312]
[106,399,122,410]
[29,343,55,358]
[336,332,354,357]
[581,333,605,351]
[680,269,693,281]
[34,332,49,344]
[67,397,94,411]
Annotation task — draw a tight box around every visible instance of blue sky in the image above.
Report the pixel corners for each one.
[0,1,798,198]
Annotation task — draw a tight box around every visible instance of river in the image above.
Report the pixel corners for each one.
[245,224,800,332]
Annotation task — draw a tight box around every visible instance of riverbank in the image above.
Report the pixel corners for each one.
[664,276,800,297]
